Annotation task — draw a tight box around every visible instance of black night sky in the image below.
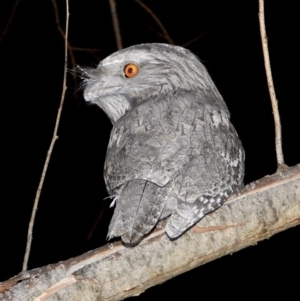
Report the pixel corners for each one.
[1,0,299,299]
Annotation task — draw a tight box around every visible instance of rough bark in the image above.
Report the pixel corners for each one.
[1,164,299,301]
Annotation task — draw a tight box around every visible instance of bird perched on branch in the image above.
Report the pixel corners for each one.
[81,43,245,245]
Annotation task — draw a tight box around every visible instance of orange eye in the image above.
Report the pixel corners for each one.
[124,63,139,78]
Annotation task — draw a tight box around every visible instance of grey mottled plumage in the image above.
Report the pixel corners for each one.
[82,43,245,245]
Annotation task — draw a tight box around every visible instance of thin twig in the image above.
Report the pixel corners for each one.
[86,206,106,242]
[72,46,104,52]
[72,47,105,61]
[258,0,285,168]
[109,0,123,50]
[22,0,70,272]
[0,0,20,42]
[51,0,77,87]
[133,0,174,44]
[53,0,104,63]
[182,33,204,48]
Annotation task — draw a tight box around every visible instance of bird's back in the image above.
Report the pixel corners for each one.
[105,90,244,243]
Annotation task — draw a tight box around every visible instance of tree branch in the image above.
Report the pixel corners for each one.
[22,0,70,272]
[109,0,123,50]
[133,0,174,44]
[2,165,299,300]
[0,0,20,42]
[258,0,285,168]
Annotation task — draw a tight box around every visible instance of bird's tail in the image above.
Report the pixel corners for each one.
[107,179,170,245]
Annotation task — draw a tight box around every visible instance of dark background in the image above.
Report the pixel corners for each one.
[1,0,299,298]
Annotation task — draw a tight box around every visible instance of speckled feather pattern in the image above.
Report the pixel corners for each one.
[82,43,245,244]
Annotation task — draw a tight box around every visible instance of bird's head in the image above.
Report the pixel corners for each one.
[81,43,227,124]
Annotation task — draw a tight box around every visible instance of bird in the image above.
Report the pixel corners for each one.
[81,43,245,245]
